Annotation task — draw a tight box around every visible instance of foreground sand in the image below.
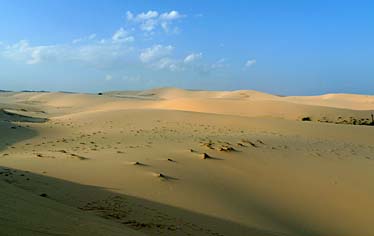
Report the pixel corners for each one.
[1,88,374,236]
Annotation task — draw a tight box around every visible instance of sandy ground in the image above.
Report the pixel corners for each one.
[1,88,374,236]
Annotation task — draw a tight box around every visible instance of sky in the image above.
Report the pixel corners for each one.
[0,0,373,95]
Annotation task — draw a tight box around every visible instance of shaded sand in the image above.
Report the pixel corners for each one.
[1,88,374,236]
[0,177,144,236]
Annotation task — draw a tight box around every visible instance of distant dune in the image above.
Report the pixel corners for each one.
[1,87,374,236]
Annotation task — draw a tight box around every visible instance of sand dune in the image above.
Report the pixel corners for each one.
[282,93,374,110]
[1,88,374,236]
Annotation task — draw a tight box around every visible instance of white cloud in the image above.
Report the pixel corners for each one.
[105,74,113,81]
[1,38,134,67]
[126,11,159,32]
[126,11,134,21]
[160,11,183,21]
[136,11,159,21]
[138,45,185,71]
[112,28,134,43]
[72,33,97,44]
[184,52,202,63]
[139,44,173,63]
[126,10,159,22]
[245,59,256,67]
[27,47,42,64]
[211,58,227,69]
[122,75,142,82]
[159,11,184,33]
[72,38,82,44]
[0,12,231,77]
[160,22,169,32]
[125,36,135,42]
[126,10,184,33]
[152,57,180,71]
[88,34,96,40]
[2,40,62,65]
[140,19,158,32]
[1,39,203,74]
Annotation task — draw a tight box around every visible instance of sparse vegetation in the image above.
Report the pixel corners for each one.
[301,117,312,121]
[313,114,374,126]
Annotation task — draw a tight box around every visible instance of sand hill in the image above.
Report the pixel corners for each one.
[1,88,374,236]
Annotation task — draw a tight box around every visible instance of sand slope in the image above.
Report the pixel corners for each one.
[0,179,144,236]
[0,88,374,236]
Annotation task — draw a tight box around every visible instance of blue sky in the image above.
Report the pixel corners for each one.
[0,0,373,95]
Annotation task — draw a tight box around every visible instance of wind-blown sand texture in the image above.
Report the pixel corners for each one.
[1,88,374,236]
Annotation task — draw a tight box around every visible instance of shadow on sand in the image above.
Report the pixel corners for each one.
[0,120,40,152]
[0,165,287,236]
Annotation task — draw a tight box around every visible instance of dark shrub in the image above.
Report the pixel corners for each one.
[301,117,312,121]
